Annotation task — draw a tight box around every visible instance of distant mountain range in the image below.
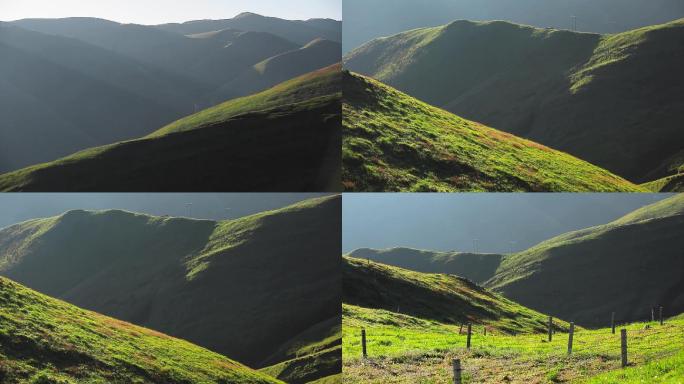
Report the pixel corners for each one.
[345,18,684,187]
[1,14,341,180]
[348,194,684,327]
[0,196,341,383]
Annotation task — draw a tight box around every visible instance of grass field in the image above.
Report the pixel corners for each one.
[343,308,684,383]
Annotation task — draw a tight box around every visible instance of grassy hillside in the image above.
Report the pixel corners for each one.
[345,18,684,183]
[642,174,684,192]
[343,257,567,334]
[0,23,202,173]
[342,71,644,192]
[0,65,342,192]
[214,39,342,101]
[487,194,684,327]
[0,276,281,384]
[0,196,341,382]
[347,247,503,283]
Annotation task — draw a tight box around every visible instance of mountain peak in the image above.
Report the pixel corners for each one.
[234,12,264,19]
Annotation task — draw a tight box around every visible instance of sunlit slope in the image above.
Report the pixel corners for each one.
[347,247,503,284]
[0,196,341,381]
[0,65,342,192]
[487,194,684,327]
[345,19,684,182]
[0,277,281,384]
[343,257,567,334]
[342,71,644,192]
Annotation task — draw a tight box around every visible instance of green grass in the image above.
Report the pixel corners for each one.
[0,277,282,384]
[0,65,341,192]
[344,257,570,335]
[582,349,684,383]
[342,71,645,192]
[485,194,684,327]
[342,306,684,383]
[345,18,684,183]
[0,196,342,382]
[642,174,684,192]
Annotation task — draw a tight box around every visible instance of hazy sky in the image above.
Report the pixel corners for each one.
[343,193,673,254]
[0,193,327,229]
[0,0,341,24]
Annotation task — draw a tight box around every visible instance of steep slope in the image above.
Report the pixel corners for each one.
[348,247,502,284]
[487,194,684,327]
[0,23,202,173]
[0,65,342,192]
[0,196,341,381]
[0,277,281,384]
[343,257,567,334]
[215,39,342,100]
[345,19,684,182]
[157,13,342,44]
[342,71,644,192]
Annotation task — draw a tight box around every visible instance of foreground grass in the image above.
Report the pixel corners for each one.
[0,277,281,384]
[583,349,684,384]
[343,307,684,383]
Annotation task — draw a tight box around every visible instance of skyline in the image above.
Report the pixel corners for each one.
[0,0,341,24]
[343,193,671,254]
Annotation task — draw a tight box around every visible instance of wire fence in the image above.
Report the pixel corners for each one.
[349,308,684,383]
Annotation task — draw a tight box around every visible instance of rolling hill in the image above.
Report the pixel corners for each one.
[0,195,341,382]
[0,65,342,192]
[343,257,567,334]
[345,18,684,183]
[486,194,684,327]
[0,22,203,173]
[347,248,502,284]
[214,38,342,101]
[156,12,342,45]
[0,276,281,384]
[342,71,645,192]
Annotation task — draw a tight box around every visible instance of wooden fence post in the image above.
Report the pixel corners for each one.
[466,323,472,350]
[621,329,628,368]
[659,306,663,325]
[362,328,367,358]
[651,307,655,322]
[548,316,553,342]
[611,312,616,334]
[452,359,462,384]
[567,322,574,355]
[459,324,463,334]
[484,326,487,336]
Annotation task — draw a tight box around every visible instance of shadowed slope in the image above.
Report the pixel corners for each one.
[487,194,684,327]
[342,71,644,192]
[0,277,282,384]
[0,65,342,192]
[343,257,568,334]
[0,196,341,381]
[345,19,684,182]
[347,247,503,283]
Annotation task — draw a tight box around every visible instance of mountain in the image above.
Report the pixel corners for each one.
[11,18,302,86]
[0,22,202,173]
[343,0,684,53]
[343,257,568,334]
[157,12,342,45]
[0,277,281,384]
[0,195,341,382]
[486,194,684,327]
[347,248,502,284]
[0,65,342,192]
[342,71,644,192]
[214,39,342,101]
[344,18,684,183]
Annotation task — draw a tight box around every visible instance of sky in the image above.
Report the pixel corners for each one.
[0,0,341,24]
[0,193,328,229]
[343,193,673,254]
